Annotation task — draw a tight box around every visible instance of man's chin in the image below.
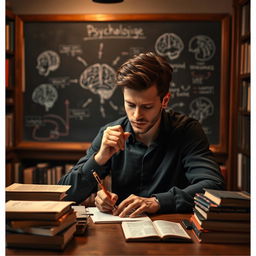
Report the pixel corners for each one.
[132,126,148,135]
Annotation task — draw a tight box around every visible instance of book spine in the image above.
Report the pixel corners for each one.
[195,193,218,206]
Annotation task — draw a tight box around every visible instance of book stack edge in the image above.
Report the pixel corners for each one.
[6,200,77,250]
[190,189,250,244]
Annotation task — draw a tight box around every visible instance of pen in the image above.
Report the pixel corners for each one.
[92,170,117,210]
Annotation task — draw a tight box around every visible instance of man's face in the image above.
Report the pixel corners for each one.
[123,85,163,135]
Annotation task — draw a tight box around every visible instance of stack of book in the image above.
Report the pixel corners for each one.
[191,189,250,243]
[6,200,77,250]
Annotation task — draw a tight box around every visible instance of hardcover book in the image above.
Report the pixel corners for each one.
[6,223,76,250]
[203,189,250,207]
[191,221,250,244]
[6,183,71,201]
[6,200,74,220]
[8,210,76,228]
[194,205,250,221]
[194,197,249,213]
[191,213,250,232]
[7,211,77,236]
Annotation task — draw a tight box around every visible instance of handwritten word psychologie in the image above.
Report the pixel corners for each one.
[84,24,145,40]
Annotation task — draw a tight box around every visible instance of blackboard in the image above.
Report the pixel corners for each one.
[17,14,230,153]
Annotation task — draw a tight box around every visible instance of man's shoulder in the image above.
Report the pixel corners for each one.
[163,109,208,145]
[164,109,199,130]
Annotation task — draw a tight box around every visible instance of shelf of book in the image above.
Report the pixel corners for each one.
[10,160,75,185]
[228,0,250,192]
[6,9,16,187]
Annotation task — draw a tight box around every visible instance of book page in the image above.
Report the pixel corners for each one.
[72,205,89,219]
[6,183,71,193]
[122,220,159,239]
[87,207,150,223]
[153,220,191,239]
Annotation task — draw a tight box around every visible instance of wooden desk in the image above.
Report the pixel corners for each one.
[6,213,250,256]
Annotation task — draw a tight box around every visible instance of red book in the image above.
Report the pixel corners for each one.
[190,214,205,232]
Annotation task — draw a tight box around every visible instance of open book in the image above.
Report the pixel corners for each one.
[121,220,192,242]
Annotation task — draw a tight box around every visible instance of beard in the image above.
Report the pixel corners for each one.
[130,108,162,135]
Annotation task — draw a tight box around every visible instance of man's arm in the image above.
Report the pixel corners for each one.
[154,120,225,213]
[58,128,111,204]
[58,124,130,205]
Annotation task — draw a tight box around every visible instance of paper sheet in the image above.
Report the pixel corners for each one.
[87,207,151,223]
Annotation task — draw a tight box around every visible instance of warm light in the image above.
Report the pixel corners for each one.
[92,0,123,3]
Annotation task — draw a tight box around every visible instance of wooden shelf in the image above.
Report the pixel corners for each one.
[240,33,250,42]
[237,147,250,157]
[240,73,250,80]
[5,9,16,181]
[6,50,15,57]
[6,9,15,20]
[6,100,14,107]
[238,109,250,116]
[228,0,250,192]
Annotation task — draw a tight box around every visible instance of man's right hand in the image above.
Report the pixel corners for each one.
[94,125,131,166]
[95,189,118,213]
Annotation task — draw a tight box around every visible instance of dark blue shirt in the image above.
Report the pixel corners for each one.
[58,110,224,213]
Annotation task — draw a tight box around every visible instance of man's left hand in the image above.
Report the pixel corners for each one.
[113,194,160,218]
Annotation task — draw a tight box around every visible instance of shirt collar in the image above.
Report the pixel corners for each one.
[125,120,136,144]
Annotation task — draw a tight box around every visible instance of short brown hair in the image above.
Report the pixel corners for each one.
[116,52,173,99]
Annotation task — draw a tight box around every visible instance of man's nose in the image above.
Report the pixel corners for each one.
[133,107,142,119]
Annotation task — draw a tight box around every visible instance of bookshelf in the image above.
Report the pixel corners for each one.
[5,9,80,186]
[6,9,16,186]
[228,0,250,192]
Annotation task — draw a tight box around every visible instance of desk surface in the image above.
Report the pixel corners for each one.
[6,213,250,256]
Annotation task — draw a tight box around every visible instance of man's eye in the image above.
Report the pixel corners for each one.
[143,106,153,110]
[127,104,135,108]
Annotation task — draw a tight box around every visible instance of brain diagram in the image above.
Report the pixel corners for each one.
[32,83,58,112]
[188,35,216,62]
[155,33,184,60]
[189,97,214,123]
[79,63,117,104]
[36,50,60,76]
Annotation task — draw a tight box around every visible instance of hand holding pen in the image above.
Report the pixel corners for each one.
[92,170,118,212]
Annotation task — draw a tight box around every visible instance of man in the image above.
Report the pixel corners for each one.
[59,52,224,217]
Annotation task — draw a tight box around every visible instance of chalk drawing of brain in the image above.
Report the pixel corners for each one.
[189,97,214,123]
[155,33,184,60]
[188,35,216,62]
[36,50,60,76]
[32,83,58,112]
[79,63,116,103]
